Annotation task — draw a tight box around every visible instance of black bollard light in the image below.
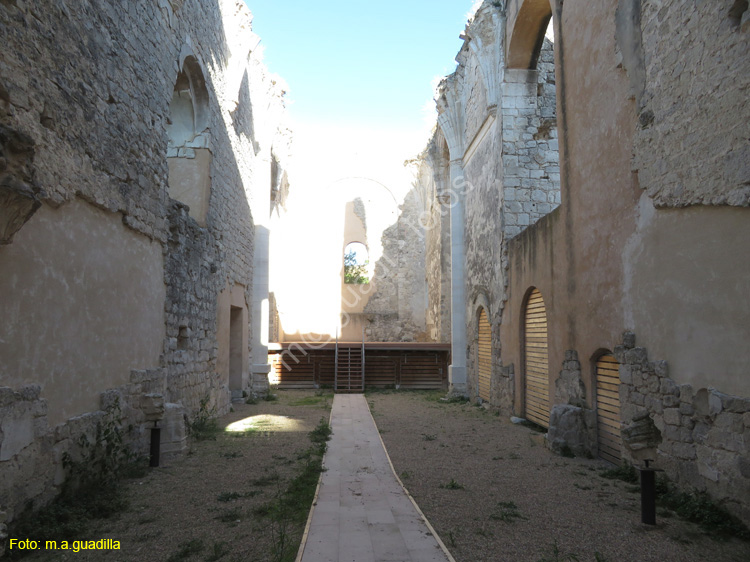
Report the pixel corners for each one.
[150,423,161,468]
[639,459,659,525]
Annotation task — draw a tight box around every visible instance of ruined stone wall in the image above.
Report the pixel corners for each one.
[414,135,451,343]
[0,0,292,527]
[615,334,750,524]
[422,1,559,408]
[363,190,428,342]
[498,0,750,524]
[633,0,750,207]
[501,40,560,238]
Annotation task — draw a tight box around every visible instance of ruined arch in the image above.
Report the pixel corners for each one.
[167,50,212,225]
[506,0,553,69]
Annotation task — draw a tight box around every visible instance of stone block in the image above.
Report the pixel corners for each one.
[0,411,35,461]
[547,404,597,458]
[660,378,679,396]
[662,394,679,408]
[619,364,633,385]
[622,331,636,349]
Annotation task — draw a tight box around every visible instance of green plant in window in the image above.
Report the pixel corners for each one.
[344,250,369,284]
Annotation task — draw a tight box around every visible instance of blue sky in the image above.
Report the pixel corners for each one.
[245,0,478,134]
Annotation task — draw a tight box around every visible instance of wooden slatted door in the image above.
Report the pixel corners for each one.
[524,289,549,427]
[478,309,491,402]
[596,354,622,463]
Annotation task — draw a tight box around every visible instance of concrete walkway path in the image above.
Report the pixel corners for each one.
[297,394,453,562]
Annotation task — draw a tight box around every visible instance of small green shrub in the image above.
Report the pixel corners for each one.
[440,478,464,490]
[190,395,219,440]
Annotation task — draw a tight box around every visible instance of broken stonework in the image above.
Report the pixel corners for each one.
[548,404,597,458]
[554,350,587,407]
[547,351,597,458]
[0,124,40,244]
[615,332,750,525]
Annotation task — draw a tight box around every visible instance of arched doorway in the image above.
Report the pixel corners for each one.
[523,288,549,427]
[477,308,491,402]
[595,353,622,463]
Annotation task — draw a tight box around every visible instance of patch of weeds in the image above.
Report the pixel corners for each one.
[594,553,610,562]
[309,417,333,444]
[205,541,231,561]
[657,508,674,518]
[492,455,504,460]
[422,433,437,441]
[440,478,464,490]
[290,395,324,406]
[190,395,220,441]
[215,507,243,524]
[447,530,458,548]
[657,483,750,540]
[490,501,527,523]
[245,395,258,405]
[439,394,470,404]
[508,452,521,460]
[264,393,279,402]
[7,398,142,559]
[253,417,332,562]
[626,485,641,493]
[251,472,281,487]
[166,538,205,562]
[474,528,492,537]
[573,483,592,491]
[400,470,412,480]
[221,451,243,459]
[599,463,638,484]
[217,491,242,502]
[536,540,580,562]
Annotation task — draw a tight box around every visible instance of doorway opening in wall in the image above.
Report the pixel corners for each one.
[522,287,549,428]
[229,306,243,394]
[595,352,622,463]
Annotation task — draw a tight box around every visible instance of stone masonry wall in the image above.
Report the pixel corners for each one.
[363,189,428,342]
[0,0,292,531]
[502,39,560,238]
[615,333,750,525]
[414,135,451,343]
[633,0,750,207]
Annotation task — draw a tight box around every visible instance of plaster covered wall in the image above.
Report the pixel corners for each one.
[499,0,750,522]
[0,0,293,528]
[633,0,750,207]
[0,199,165,425]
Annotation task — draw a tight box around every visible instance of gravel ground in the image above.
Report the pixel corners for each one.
[18,390,333,562]
[367,390,750,562]
[13,389,749,562]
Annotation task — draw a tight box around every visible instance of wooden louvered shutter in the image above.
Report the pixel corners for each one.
[596,354,622,463]
[478,309,491,402]
[524,289,549,428]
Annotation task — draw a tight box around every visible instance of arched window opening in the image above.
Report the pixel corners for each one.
[344,242,369,284]
[522,287,549,427]
[166,55,211,226]
[507,0,553,70]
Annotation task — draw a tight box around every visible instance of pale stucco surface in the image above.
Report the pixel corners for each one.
[0,199,165,425]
